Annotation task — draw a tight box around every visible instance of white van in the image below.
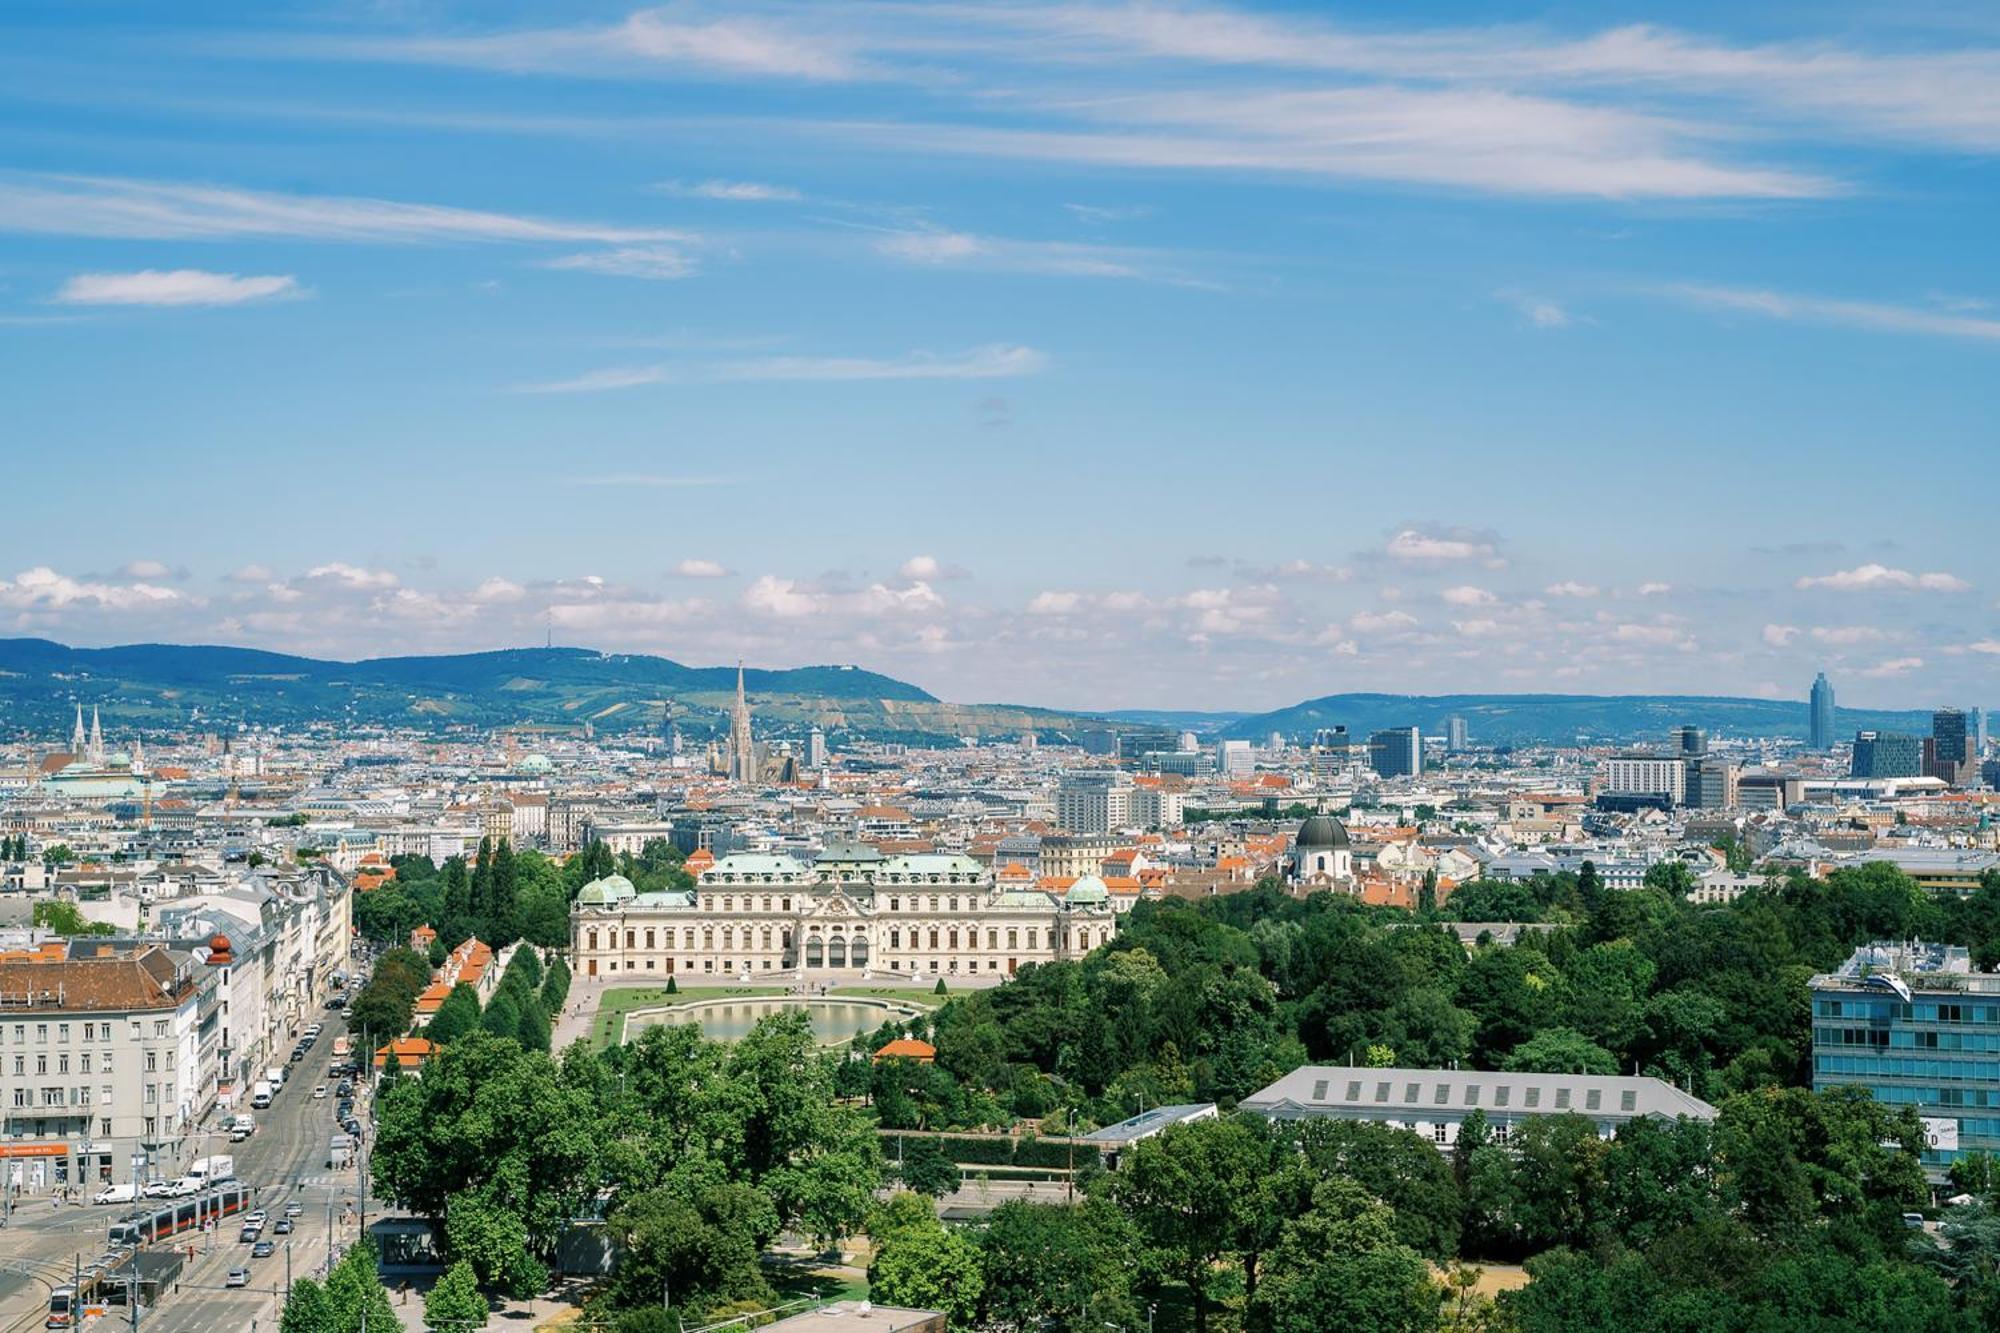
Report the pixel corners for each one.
[92,1183,138,1206]
[249,1080,273,1110]
[166,1177,200,1198]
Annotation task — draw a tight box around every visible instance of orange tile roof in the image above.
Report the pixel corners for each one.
[374,1037,438,1068]
[873,1037,937,1063]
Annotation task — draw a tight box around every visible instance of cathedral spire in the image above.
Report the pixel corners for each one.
[89,706,104,765]
[72,703,86,755]
[729,659,755,783]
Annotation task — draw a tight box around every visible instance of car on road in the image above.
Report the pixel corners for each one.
[284,1201,303,1217]
[336,1080,353,1098]
[251,1240,276,1259]
[141,1179,174,1199]
[245,1209,268,1225]
[239,1225,263,1243]
[165,1177,199,1197]
[341,1117,362,1137]
[313,1085,328,1099]
[290,1046,307,1062]
[227,1268,250,1288]
[229,1126,251,1143]
[92,1183,138,1206]
[305,1023,323,1037]
[274,1218,293,1235]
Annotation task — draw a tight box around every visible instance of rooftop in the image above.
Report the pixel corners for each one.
[1241,1065,1717,1123]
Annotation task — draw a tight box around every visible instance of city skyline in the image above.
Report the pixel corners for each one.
[5,2,2000,709]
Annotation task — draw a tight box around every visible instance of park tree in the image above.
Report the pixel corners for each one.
[978,1197,1135,1332]
[866,1195,984,1327]
[423,1260,489,1331]
[895,1137,959,1198]
[1246,1178,1442,1333]
[324,1239,399,1332]
[426,984,483,1047]
[279,1278,336,1333]
[605,1184,777,1314]
[1504,1027,1620,1076]
[1114,1115,1269,1333]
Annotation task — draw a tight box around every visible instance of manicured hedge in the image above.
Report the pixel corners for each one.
[880,1132,1101,1171]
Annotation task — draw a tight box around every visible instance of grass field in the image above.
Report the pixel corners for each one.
[588,984,789,1046]
[587,982,974,1047]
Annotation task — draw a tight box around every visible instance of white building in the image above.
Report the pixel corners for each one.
[571,844,1118,982]
[1602,754,1687,805]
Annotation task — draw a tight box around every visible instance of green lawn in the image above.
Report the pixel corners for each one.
[828,984,962,1002]
[588,984,789,1047]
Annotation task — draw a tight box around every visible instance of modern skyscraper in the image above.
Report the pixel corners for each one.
[807,725,827,771]
[1445,715,1469,751]
[1809,672,1836,750]
[1368,727,1422,779]
[1851,731,1922,779]
[1676,725,1707,757]
[1929,708,1973,786]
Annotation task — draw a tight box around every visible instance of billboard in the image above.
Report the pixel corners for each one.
[1921,1117,1960,1152]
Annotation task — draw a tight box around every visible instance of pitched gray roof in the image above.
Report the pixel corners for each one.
[1241,1065,1716,1122]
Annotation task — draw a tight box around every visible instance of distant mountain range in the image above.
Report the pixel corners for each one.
[0,639,1953,748]
[0,639,1111,744]
[1221,692,1944,747]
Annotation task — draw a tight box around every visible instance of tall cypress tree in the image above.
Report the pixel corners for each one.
[491,838,519,946]
[469,837,494,936]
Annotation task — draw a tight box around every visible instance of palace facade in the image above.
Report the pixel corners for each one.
[568,842,1120,981]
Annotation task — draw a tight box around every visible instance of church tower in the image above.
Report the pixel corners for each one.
[88,707,104,765]
[728,662,756,783]
[71,703,86,756]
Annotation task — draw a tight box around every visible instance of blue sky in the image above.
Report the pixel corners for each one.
[2,2,1997,712]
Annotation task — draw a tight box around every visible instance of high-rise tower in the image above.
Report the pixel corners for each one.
[1809,672,1836,751]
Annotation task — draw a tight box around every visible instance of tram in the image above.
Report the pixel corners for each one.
[105,1182,253,1246]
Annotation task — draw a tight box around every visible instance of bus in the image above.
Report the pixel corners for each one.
[106,1183,253,1247]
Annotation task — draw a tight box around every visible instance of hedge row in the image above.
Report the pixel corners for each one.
[880,1132,1101,1171]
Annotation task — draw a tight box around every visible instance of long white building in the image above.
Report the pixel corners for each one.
[570,842,1119,982]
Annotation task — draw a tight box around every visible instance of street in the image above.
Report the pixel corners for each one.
[0,1009,379,1333]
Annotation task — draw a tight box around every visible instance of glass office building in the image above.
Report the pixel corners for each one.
[1812,942,2000,1178]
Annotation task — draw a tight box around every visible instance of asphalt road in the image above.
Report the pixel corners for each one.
[0,1008,380,1333]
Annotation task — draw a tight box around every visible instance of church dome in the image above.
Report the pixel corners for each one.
[1295,814,1350,851]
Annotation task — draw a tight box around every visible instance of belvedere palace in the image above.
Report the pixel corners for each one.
[568,841,1123,981]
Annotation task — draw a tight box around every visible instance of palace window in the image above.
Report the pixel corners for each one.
[929,929,939,949]
[645,930,655,950]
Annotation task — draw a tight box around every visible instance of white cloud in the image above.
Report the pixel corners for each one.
[0,566,183,611]
[1441,585,1497,606]
[1452,618,1504,638]
[656,179,801,202]
[56,269,303,307]
[473,577,526,603]
[1497,291,1572,327]
[1350,609,1421,633]
[313,13,860,81]
[303,562,399,590]
[1796,564,1971,592]
[1544,581,1600,598]
[520,344,1047,394]
[118,560,174,579]
[1612,622,1691,647]
[1027,590,1085,616]
[1964,640,2000,656]
[673,559,732,579]
[544,245,698,280]
[1859,656,1925,678]
[1636,582,1672,596]
[0,174,684,245]
[1672,284,2000,343]
[1762,623,1801,647]
[900,556,943,581]
[873,228,1154,279]
[228,565,274,584]
[742,575,943,619]
[1384,528,1502,564]
[1810,625,1887,645]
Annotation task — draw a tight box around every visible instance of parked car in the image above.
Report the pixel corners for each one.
[336,1080,353,1099]
[92,1184,138,1206]
[141,1179,174,1199]
[227,1268,250,1288]
[229,1126,251,1143]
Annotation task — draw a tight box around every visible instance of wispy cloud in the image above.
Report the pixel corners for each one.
[544,245,699,280]
[1671,284,2000,342]
[563,474,734,488]
[55,269,303,307]
[0,173,682,245]
[656,178,801,202]
[1496,290,1572,328]
[518,344,1048,394]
